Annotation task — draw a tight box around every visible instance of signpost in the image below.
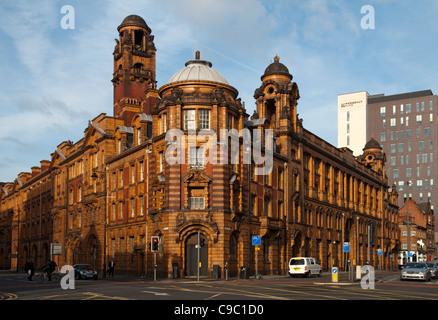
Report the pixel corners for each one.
[332,267,338,283]
[377,249,383,271]
[252,236,261,278]
[343,242,350,272]
[50,243,62,260]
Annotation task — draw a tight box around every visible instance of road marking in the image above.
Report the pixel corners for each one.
[204,293,221,300]
[141,291,169,296]
[0,292,18,300]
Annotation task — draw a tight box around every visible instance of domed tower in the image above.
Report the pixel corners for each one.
[253,55,300,158]
[112,15,158,125]
[359,138,386,177]
[151,51,247,278]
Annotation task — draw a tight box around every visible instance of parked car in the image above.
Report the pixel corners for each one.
[425,261,438,279]
[400,262,431,282]
[73,264,98,280]
[289,257,322,278]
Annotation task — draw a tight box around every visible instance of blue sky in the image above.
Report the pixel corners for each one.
[1,0,438,182]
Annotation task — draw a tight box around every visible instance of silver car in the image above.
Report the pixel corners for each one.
[425,261,438,279]
[400,262,431,282]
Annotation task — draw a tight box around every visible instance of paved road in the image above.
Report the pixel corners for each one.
[1,270,438,301]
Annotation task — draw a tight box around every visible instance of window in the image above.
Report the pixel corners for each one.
[406,168,412,178]
[347,136,350,146]
[137,127,142,145]
[393,169,399,179]
[419,141,425,151]
[130,198,135,218]
[380,132,386,142]
[430,113,434,123]
[422,153,428,163]
[190,197,205,210]
[380,106,386,116]
[184,109,196,130]
[131,164,135,184]
[390,156,396,166]
[120,169,123,187]
[199,109,210,129]
[393,105,396,114]
[402,230,407,237]
[347,111,350,121]
[140,161,144,181]
[430,140,434,150]
[406,129,411,139]
[112,203,116,221]
[119,201,124,219]
[112,172,116,190]
[400,104,404,114]
[161,113,167,133]
[398,181,404,191]
[416,114,422,124]
[390,118,396,127]
[416,102,420,112]
[398,143,404,153]
[390,144,396,153]
[189,147,204,169]
[158,151,164,172]
[139,195,144,216]
[406,103,411,113]
[382,119,386,129]
[430,100,433,111]
[78,185,82,202]
[425,127,430,137]
[421,101,425,111]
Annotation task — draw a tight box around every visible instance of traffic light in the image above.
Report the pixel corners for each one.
[151,236,159,252]
[200,238,205,248]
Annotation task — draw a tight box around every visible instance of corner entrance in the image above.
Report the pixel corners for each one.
[185,232,208,277]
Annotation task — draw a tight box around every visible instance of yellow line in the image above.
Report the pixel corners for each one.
[0,292,18,300]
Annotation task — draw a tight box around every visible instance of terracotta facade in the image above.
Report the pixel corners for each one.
[0,15,399,277]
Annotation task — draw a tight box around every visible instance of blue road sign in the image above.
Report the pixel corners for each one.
[377,249,383,256]
[332,268,338,274]
[252,235,261,246]
[343,243,350,253]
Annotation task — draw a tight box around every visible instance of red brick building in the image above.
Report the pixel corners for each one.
[398,200,435,266]
[0,15,399,277]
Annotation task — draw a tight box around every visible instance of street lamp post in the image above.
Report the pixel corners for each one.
[92,169,107,279]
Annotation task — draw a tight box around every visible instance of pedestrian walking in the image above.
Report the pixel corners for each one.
[108,260,115,277]
[25,261,35,281]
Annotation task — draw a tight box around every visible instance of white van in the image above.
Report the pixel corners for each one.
[288,257,322,277]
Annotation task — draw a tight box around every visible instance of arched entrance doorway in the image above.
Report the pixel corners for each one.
[185,232,208,277]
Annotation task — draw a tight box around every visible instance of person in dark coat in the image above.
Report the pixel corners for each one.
[108,260,115,277]
[25,261,35,281]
